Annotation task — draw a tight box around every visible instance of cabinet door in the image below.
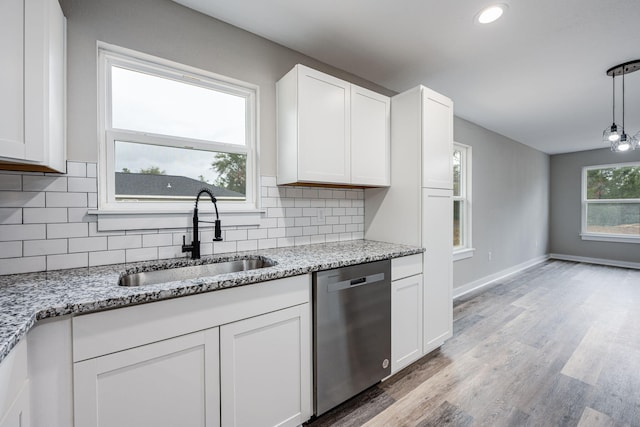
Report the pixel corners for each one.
[0,383,30,427]
[351,85,390,186]
[220,304,311,427]
[74,329,220,427]
[422,188,453,354]
[391,274,423,373]
[298,66,350,184]
[0,0,25,159]
[422,88,453,189]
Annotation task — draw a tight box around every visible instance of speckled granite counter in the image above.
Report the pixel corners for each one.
[0,240,422,364]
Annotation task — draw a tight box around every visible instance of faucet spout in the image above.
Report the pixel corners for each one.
[182,188,223,259]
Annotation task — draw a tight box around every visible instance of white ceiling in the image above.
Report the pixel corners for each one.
[174,0,640,154]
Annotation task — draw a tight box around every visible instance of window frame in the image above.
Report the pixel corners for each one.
[581,161,640,244]
[96,43,260,217]
[453,142,474,261]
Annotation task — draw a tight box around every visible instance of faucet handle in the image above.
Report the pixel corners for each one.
[213,219,223,241]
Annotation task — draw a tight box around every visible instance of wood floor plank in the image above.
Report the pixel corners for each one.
[577,407,617,427]
[306,261,640,427]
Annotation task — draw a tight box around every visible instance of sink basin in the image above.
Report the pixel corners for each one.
[118,257,276,287]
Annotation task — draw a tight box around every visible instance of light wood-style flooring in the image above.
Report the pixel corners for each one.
[307,260,640,426]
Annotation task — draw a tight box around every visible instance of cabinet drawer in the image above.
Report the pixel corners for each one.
[391,254,423,281]
[73,274,311,362]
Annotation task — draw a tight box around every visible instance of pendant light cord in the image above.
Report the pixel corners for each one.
[612,73,616,123]
[622,67,625,133]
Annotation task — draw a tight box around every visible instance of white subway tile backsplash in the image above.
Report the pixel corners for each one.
[23,208,67,224]
[46,192,87,208]
[142,233,173,247]
[258,239,277,249]
[68,177,97,192]
[0,191,45,208]
[310,235,325,244]
[294,236,311,246]
[247,228,268,240]
[0,256,46,275]
[267,228,285,239]
[302,189,318,199]
[47,252,88,270]
[47,223,88,239]
[285,227,303,237]
[295,217,311,227]
[0,224,46,241]
[88,193,98,208]
[68,208,94,223]
[213,241,237,254]
[66,162,87,177]
[126,247,157,263]
[158,245,185,260]
[0,174,22,191]
[108,235,142,250]
[285,207,302,217]
[0,241,22,258]
[286,187,303,198]
[225,229,248,241]
[276,237,295,248]
[24,239,68,256]
[0,166,365,274]
[22,176,67,192]
[237,240,258,251]
[0,208,22,225]
[86,163,97,178]
[89,250,125,266]
[68,236,107,253]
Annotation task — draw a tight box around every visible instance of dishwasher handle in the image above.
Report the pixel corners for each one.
[327,272,385,292]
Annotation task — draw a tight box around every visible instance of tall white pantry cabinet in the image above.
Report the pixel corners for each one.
[366,85,454,363]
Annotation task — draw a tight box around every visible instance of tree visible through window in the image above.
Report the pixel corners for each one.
[584,163,640,237]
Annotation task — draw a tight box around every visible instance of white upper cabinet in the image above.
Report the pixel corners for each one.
[422,87,453,189]
[277,64,390,187]
[0,0,66,173]
[351,85,390,186]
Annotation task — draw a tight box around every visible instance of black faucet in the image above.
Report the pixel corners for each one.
[182,188,223,259]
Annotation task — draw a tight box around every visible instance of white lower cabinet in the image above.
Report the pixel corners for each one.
[0,340,30,427]
[391,274,423,374]
[220,304,311,427]
[72,275,312,427]
[390,254,424,374]
[74,329,220,427]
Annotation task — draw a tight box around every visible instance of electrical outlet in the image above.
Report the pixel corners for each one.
[488,251,492,261]
[317,208,326,224]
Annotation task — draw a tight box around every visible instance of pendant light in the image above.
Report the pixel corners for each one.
[604,60,640,152]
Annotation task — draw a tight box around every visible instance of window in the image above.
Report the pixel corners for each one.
[453,143,473,260]
[582,162,640,243]
[97,44,258,213]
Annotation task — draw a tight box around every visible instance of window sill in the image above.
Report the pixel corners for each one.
[580,233,640,244]
[453,248,475,261]
[88,209,264,232]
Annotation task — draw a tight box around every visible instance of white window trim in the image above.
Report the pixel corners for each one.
[453,142,474,260]
[581,161,640,244]
[93,42,261,230]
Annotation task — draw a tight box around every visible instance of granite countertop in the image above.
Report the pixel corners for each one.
[0,239,422,364]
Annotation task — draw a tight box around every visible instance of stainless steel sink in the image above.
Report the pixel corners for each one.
[118,257,277,287]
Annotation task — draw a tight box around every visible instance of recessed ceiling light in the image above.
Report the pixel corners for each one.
[476,4,507,24]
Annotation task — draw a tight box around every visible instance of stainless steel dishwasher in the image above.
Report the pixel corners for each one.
[313,259,391,416]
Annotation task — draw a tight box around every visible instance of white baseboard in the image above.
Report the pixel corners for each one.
[453,255,550,299]
[549,253,640,270]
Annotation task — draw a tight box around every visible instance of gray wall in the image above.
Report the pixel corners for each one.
[59,0,393,176]
[549,147,640,263]
[453,117,550,290]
